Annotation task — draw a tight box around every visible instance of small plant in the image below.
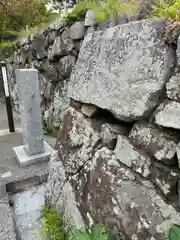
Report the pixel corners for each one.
[41,206,68,240]
[64,2,89,25]
[43,118,59,138]
[102,0,140,23]
[169,224,180,240]
[73,224,113,240]
[41,205,113,240]
[0,41,15,49]
[0,41,17,59]
[152,0,180,21]
[64,0,140,25]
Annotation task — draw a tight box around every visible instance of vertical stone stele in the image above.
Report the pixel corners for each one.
[13,69,54,167]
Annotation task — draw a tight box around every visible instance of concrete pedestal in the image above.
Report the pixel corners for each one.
[13,141,54,168]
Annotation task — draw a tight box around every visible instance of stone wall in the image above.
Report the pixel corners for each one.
[4,10,139,128]
[4,5,180,239]
[46,19,180,240]
[4,19,82,127]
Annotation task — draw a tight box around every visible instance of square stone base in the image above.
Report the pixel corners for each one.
[13,141,55,168]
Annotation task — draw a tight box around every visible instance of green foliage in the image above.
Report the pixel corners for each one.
[0,41,14,49]
[43,118,59,138]
[65,0,140,25]
[0,0,55,39]
[64,2,89,25]
[41,206,68,240]
[73,224,113,240]
[152,0,180,21]
[0,41,17,59]
[41,206,113,240]
[102,0,140,22]
[169,224,180,240]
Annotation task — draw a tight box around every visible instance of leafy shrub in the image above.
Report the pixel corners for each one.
[169,224,180,240]
[64,2,89,25]
[152,0,180,21]
[0,42,15,49]
[65,0,140,25]
[0,41,18,59]
[41,206,113,240]
[41,206,68,240]
[43,118,59,138]
[73,224,113,240]
[102,0,140,22]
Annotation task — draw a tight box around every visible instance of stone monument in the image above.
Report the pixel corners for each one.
[13,69,54,167]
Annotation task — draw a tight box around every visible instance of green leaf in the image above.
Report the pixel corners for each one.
[169,224,180,240]
[91,224,109,240]
[73,229,91,240]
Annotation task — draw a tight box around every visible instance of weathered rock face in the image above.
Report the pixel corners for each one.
[68,19,175,122]
[73,149,179,240]
[129,122,178,166]
[55,107,129,175]
[45,17,180,239]
[166,74,180,101]
[5,9,180,239]
[5,23,82,127]
[47,107,180,240]
[115,135,151,177]
[5,12,141,127]
[154,100,180,130]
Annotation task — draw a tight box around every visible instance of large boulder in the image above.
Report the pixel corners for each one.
[114,135,151,177]
[50,107,180,240]
[70,147,180,240]
[166,74,180,102]
[69,21,85,40]
[129,122,178,166]
[68,19,174,122]
[53,108,180,237]
[154,100,180,130]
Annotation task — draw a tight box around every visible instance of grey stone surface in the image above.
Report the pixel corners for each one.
[151,162,180,204]
[58,55,76,81]
[6,19,80,129]
[166,74,180,101]
[0,132,49,186]
[86,26,96,34]
[81,103,98,117]
[31,36,46,60]
[129,122,178,165]
[49,107,180,239]
[0,101,21,131]
[176,34,180,65]
[53,107,180,239]
[52,18,66,31]
[68,19,174,122]
[175,142,180,167]
[51,36,63,59]
[0,197,16,240]
[11,184,46,240]
[51,29,74,60]
[13,140,55,168]
[15,69,44,155]
[69,21,85,40]
[0,100,55,187]
[45,152,85,233]
[0,102,49,189]
[55,107,101,175]
[154,100,180,130]
[115,135,151,177]
[100,123,129,149]
[84,10,96,27]
[46,30,56,46]
[0,98,56,240]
